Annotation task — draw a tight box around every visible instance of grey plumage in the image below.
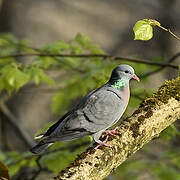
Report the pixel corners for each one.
[30,64,139,154]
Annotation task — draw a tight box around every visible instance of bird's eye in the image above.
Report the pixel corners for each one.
[125,70,129,74]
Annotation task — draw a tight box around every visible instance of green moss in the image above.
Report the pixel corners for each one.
[139,77,180,111]
[128,77,180,139]
[143,77,180,106]
[156,77,180,102]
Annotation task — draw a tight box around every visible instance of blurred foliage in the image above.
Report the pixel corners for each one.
[0,33,179,179]
[160,125,180,142]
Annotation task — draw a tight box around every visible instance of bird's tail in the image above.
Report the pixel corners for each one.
[30,140,54,154]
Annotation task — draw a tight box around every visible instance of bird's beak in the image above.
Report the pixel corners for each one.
[133,74,140,82]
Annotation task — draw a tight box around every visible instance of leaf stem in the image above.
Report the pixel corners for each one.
[158,25,180,41]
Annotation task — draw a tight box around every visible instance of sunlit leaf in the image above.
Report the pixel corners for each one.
[26,67,55,85]
[0,65,30,91]
[133,20,153,41]
[75,33,91,47]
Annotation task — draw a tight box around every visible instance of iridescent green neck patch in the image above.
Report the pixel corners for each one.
[111,79,126,89]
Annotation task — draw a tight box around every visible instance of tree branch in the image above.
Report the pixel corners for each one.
[0,53,178,69]
[140,52,180,79]
[55,77,180,180]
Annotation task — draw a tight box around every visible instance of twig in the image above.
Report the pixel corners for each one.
[158,25,180,41]
[140,52,180,79]
[0,53,178,69]
[36,155,43,169]
[30,155,43,180]
[0,101,34,148]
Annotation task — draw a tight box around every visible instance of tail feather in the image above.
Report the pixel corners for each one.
[30,140,54,154]
[30,130,91,154]
[34,134,44,140]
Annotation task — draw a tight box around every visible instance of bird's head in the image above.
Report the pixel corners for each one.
[110,64,140,82]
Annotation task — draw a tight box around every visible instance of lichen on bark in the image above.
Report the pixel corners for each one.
[55,77,180,180]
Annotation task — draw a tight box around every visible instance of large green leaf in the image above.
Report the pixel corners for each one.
[26,67,55,85]
[133,20,153,41]
[0,65,30,92]
[133,19,161,41]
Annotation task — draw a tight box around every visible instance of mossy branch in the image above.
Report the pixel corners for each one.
[55,77,180,180]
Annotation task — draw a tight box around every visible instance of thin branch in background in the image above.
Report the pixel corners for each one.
[0,101,34,148]
[30,155,43,180]
[140,68,162,79]
[140,52,180,79]
[0,53,178,69]
[36,155,43,169]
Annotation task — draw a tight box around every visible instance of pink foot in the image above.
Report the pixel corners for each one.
[95,136,112,150]
[103,127,121,137]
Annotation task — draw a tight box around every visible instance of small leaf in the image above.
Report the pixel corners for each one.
[8,70,29,91]
[27,67,55,86]
[41,40,70,53]
[75,33,91,47]
[0,65,30,91]
[133,20,153,41]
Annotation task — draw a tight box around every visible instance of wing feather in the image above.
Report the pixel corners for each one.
[79,89,126,132]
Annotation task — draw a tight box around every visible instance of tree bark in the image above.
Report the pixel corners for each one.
[55,77,180,180]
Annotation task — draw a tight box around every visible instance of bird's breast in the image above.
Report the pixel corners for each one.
[120,85,130,104]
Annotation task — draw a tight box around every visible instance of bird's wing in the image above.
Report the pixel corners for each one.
[78,88,127,133]
[41,89,98,138]
[42,110,73,137]
[41,88,126,140]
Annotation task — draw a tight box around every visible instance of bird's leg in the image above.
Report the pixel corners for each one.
[94,136,112,150]
[103,127,121,137]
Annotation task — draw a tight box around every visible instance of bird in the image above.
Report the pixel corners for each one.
[30,64,139,154]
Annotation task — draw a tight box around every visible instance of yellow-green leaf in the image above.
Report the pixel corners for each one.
[0,65,30,91]
[27,67,55,86]
[133,20,153,41]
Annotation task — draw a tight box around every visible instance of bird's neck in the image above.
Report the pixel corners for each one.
[110,78,127,90]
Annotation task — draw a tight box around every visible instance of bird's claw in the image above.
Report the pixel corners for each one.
[94,136,112,149]
[103,127,121,137]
